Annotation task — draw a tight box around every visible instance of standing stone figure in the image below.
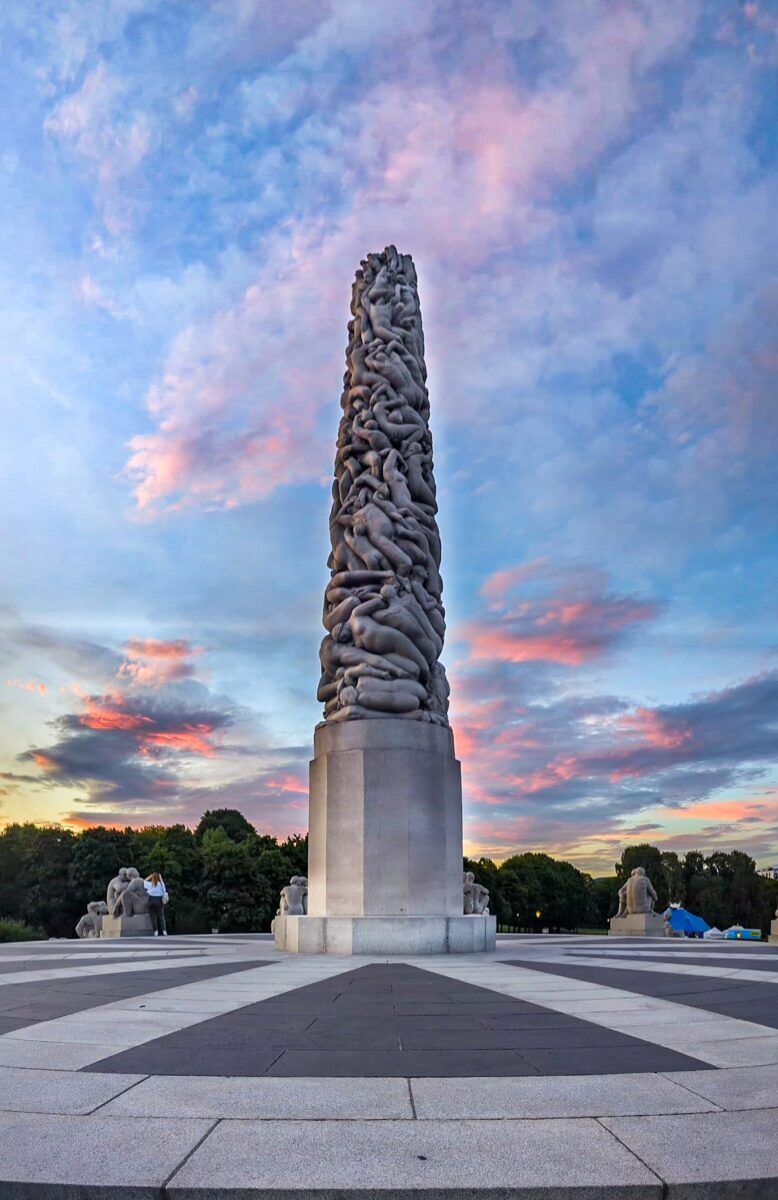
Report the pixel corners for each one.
[317,246,449,726]
[617,867,658,916]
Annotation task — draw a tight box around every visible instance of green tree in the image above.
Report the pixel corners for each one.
[69,826,136,910]
[498,852,591,931]
[195,809,257,844]
[136,825,206,934]
[660,851,684,905]
[0,824,78,936]
[201,828,272,931]
[589,876,619,926]
[279,833,308,876]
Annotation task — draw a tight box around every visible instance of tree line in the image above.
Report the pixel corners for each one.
[0,813,775,938]
[470,842,777,936]
[0,809,307,939]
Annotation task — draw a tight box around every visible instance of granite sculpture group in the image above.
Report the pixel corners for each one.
[274,246,495,955]
[76,866,155,939]
[317,246,449,727]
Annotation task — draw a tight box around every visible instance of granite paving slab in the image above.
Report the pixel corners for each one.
[661,1063,778,1111]
[165,1115,664,1197]
[600,1108,778,1196]
[410,1071,720,1118]
[0,1065,145,1114]
[0,1110,215,1197]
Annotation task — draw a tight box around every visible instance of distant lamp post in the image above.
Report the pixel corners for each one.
[535,910,542,920]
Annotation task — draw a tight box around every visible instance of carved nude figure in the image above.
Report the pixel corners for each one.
[463,872,490,915]
[75,900,109,939]
[319,246,450,725]
[106,867,131,917]
[118,871,151,917]
[279,876,308,916]
[617,867,658,916]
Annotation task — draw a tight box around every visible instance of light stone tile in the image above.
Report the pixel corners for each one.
[411,1073,720,1119]
[104,1075,414,1120]
[662,1064,778,1111]
[167,1116,662,1195]
[0,1039,115,1070]
[611,1019,778,1046]
[0,1110,215,1196]
[600,1108,778,1188]
[0,1065,145,1114]
[674,1033,778,1068]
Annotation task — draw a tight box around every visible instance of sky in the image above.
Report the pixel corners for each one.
[0,0,776,875]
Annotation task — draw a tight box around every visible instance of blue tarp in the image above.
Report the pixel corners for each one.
[667,907,710,935]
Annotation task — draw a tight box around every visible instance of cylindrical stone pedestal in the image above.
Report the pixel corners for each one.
[274,719,496,954]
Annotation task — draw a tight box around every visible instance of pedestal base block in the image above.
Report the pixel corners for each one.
[274,913,496,955]
[609,912,665,937]
[100,914,153,938]
[769,918,778,944]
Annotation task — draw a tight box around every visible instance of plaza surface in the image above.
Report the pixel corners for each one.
[0,934,776,1198]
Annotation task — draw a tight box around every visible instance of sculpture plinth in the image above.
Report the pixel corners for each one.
[274,246,494,955]
[100,913,153,938]
[608,912,664,937]
[274,720,494,953]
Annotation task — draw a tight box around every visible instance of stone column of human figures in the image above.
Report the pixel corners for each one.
[318,246,450,725]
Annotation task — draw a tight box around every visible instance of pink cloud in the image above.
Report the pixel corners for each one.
[6,678,46,697]
[461,561,657,666]
[125,5,699,515]
[118,638,204,686]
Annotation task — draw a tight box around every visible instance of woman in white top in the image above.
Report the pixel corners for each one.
[144,872,168,936]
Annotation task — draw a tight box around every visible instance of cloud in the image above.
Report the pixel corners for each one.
[123,1,704,516]
[451,560,778,866]
[461,561,657,666]
[5,679,46,697]
[118,638,204,687]
[44,61,153,234]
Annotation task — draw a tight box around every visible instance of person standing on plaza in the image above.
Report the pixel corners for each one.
[144,871,168,936]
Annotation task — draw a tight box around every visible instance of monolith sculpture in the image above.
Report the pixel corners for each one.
[274,245,496,954]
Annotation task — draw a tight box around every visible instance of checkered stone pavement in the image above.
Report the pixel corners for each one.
[0,932,776,1197]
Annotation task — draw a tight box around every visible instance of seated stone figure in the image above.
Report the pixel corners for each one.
[106,867,131,917]
[463,871,490,915]
[617,867,657,916]
[279,876,308,916]
[75,900,108,939]
[117,869,150,917]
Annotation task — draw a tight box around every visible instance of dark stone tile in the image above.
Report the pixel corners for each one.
[400,1026,638,1051]
[518,1044,713,1076]
[96,1043,284,1077]
[394,1001,529,1016]
[264,1048,538,1077]
[479,1012,586,1030]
